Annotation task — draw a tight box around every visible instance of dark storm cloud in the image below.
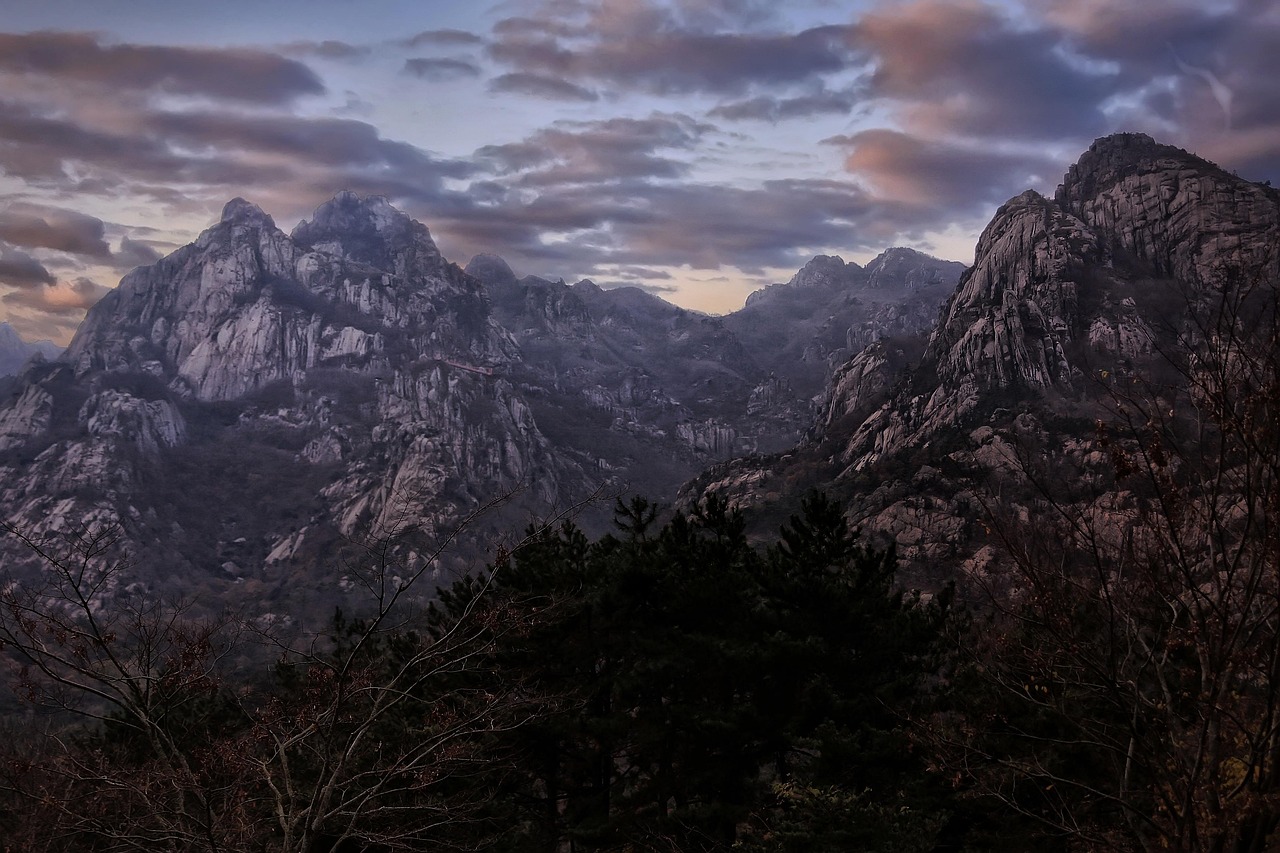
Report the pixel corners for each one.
[0,31,324,104]
[488,72,599,102]
[709,87,861,122]
[0,205,111,258]
[826,129,1058,210]
[0,245,56,288]
[403,58,482,80]
[851,0,1115,142]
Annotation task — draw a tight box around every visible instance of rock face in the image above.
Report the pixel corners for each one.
[2,195,583,613]
[0,188,962,615]
[725,249,966,398]
[687,134,1280,580]
[0,323,61,377]
[467,246,963,500]
[471,261,800,492]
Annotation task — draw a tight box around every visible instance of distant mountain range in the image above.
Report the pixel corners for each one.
[0,323,61,378]
[4,132,1270,615]
[0,189,960,616]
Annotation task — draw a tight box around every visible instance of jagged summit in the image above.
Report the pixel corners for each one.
[690,133,1280,576]
[790,254,856,288]
[865,247,963,291]
[1055,132,1279,284]
[464,253,518,288]
[292,191,441,270]
[220,197,274,227]
[1057,133,1209,202]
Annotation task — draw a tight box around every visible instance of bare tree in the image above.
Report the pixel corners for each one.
[0,522,247,850]
[0,486,602,851]
[940,262,1280,851]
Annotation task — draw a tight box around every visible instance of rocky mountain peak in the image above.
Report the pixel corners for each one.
[865,247,966,292]
[220,197,275,229]
[1055,133,1279,285]
[792,254,855,287]
[1057,133,1204,203]
[0,323,61,377]
[464,254,518,289]
[291,191,441,272]
[687,135,1280,578]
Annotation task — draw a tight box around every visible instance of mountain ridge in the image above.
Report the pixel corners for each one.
[0,189,962,615]
[685,132,1280,581]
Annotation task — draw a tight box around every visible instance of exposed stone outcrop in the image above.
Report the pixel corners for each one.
[687,133,1280,579]
[725,249,966,397]
[0,382,54,451]
[80,389,186,456]
[1057,133,1280,285]
[1,193,586,600]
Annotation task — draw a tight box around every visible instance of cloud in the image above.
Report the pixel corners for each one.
[0,205,111,258]
[601,265,675,281]
[401,29,485,48]
[1035,0,1236,73]
[278,40,372,61]
[403,58,482,80]
[851,0,1116,142]
[3,277,110,316]
[430,169,935,278]
[487,1,856,96]
[488,72,599,101]
[0,94,474,216]
[0,31,324,104]
[475,114,709,184]
[114,236,162,269]
[1042,0,1280,177]
[142,111,474,178]
[593,280,679,295]
[0,245,56,288]
[709,87,861,121]
[826,129,1058,209]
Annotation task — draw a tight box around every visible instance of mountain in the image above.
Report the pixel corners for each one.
[686,133,1280,583]
[724,249,966,397]
[466,256,806,496]
[466,246,965,478]
[0,323,61,377]
[0,190,962,614]
[1,193,592,615]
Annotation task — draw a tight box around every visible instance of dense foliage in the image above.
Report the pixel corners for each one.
[431,492,954,851]
[0,493,957,852]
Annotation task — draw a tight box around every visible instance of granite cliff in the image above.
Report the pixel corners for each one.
[0,190,962,613]
[687,134,1280,582]
[1,194,583,612]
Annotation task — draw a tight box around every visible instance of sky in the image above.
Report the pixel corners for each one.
[0,0,1277,344]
